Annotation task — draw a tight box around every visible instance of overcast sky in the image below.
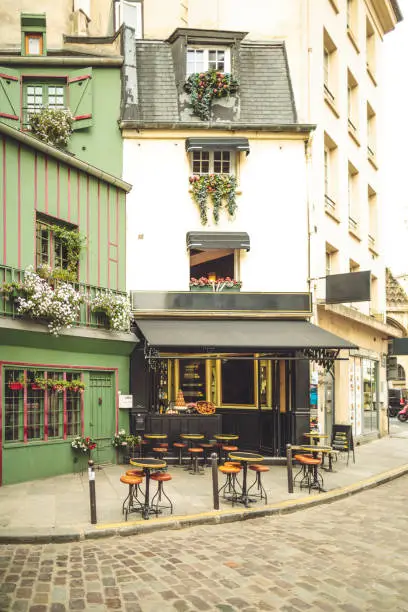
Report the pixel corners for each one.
[383,0,408,275]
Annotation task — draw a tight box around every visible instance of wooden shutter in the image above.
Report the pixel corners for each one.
[0,67,20,126]
[68,67,93,130]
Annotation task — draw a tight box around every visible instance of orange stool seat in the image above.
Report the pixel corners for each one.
[152,447,168,453]
[222,445,238,452]
[200,443,215,448]
[299,457,321,466]
[219,465,241,475]
[189,447,203,453]
[249,464,269,473]
[125,469,145,478]
[224,461,242,469]
[150,472,172,482]
[173,442,187,448]
[120,474,143,486]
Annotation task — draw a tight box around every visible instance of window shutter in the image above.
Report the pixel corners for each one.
[0,67,20,126]
[68,67,93,130]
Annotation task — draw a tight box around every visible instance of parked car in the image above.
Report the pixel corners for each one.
[388,388,408,417]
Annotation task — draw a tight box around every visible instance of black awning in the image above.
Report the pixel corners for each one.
[186,231,250,251]
[135,319,357,351]
[185,137,250,154]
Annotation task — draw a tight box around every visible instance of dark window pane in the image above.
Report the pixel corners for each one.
[222,360,254,405]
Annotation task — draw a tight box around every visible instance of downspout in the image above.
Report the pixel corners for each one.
[305,0,314,300]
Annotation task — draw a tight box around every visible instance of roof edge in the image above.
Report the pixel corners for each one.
[120,121,316,133]
[0,121,132,193]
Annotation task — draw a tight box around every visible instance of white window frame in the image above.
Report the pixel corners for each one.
[190,150,235,175]
[186,47,231,76]
[324,147,329,196]
[114,0,142,38]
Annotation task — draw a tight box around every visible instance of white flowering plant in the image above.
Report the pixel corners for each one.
[91,290,131,332]
[71,435,97,452]
[16,267,85,336]
[112,429,128,448]
[29,107,73,148]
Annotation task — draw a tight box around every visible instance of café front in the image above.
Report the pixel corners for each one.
[129,291,356,456]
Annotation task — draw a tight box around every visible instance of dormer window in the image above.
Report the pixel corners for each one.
[187,47,231,76]
[191,150,234,175]
[21,13,47,57]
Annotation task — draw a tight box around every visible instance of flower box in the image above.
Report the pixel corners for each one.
[9,382,23,391]
[190,285,240,292]
[31,383,42,391]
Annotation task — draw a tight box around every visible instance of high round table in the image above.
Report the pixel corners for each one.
[130,457,166,519]
[228,451,264,507]
[214,434,239,462]
[303,433,329,446]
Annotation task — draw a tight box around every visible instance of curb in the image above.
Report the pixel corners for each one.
[1,463,407,544]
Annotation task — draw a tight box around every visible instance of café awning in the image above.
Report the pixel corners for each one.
[186,231,250,251]
[135,318,357,352]
[185,137,250,154]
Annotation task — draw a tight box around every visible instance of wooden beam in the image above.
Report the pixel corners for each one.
[190,249,233,266]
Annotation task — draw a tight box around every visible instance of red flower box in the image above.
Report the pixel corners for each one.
[31,384,42,390]
[9,382,23,391]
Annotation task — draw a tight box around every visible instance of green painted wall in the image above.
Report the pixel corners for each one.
[0,65,122,177]
[1,342,132,485]
[0,133,127,291]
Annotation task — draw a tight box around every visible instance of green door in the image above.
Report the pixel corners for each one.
[89,372,115,465]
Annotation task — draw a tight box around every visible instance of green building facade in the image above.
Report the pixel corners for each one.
[0,121,136,486]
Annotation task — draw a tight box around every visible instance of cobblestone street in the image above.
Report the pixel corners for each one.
[1,474,408,612]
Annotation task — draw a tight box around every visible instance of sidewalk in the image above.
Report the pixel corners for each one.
[1,424,407,543]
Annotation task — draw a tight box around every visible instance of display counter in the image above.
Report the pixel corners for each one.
[145,414,222,445]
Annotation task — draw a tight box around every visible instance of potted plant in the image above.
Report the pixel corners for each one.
[8,375,25,391]
[49,380,67,393]
[68,379,85,393]
[32,376,47,391]
[71,435,97,453]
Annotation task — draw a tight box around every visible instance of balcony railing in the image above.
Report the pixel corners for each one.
[348,216,358,232]
[0,264,127,330]
[324,194,337,214]
[368,234,375,247]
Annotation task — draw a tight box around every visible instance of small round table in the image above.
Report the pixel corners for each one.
[180,433,204,448]
[214,434,239,462]
[304,433,329,446]
[130,457,166,519]
[144,433,168,441]
[228,451,264,507]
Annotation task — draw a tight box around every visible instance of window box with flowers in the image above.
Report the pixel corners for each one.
[190,277,242,292]
[8,375,25,391]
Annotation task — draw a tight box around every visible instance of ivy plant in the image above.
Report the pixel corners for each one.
[189,174,238,225]
[184,70,239,120]
[48,225,86,278]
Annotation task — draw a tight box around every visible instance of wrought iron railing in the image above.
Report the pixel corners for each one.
[0,264,127,330]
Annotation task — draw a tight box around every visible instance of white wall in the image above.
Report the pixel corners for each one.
[123,133,309,293]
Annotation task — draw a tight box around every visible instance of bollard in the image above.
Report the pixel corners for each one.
[286,444,294,494]
[88,459,97,524]
[211,452,219,510]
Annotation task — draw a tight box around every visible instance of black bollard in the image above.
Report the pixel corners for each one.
[88,459,97,524]
[211,452,219,510]
[286,444,294,494]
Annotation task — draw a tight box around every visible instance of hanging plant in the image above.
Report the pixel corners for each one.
[90,291,131,332]
[29,107,73,148]
[189,174,238,225]
[184,70,239,120]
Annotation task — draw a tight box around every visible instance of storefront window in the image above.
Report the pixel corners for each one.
[362,358,378,433]
[3,367,82,443]
[221,359,254,405]
[179,360,206,403]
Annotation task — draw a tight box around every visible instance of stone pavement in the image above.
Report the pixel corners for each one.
[0,420,408,542]
[1,473,408,612]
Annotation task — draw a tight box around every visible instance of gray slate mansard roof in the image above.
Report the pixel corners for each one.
[121,28,308,130]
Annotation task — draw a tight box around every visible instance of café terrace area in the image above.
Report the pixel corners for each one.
[0,431,407,540]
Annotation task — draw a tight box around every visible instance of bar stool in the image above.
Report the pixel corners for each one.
[125,469,145,503]
[221,445,239,464]
[297,456,324,493]
[200,442,216,467]
[218,465,242,504]
[152,446,169,461]
[293,453,313,487]
[150,472,173,516]
[120,473,144,521]
[173,442,187,466]
[247,464,269,504]
[188,447,204,474]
